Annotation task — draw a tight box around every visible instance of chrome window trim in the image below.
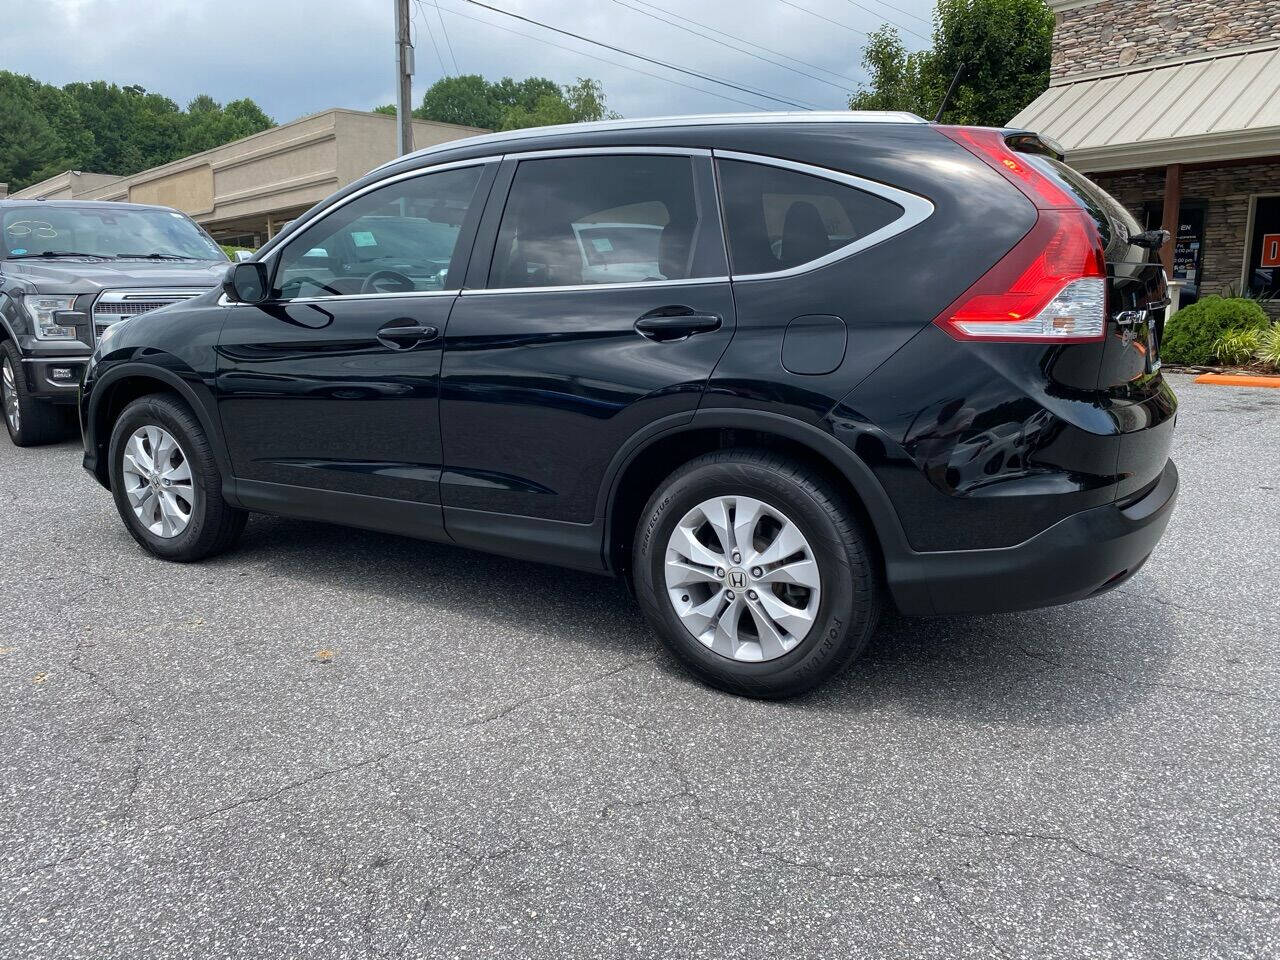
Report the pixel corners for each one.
[218,288,460,307]
[477,147,724,294]
[461,277,731,297]
[257,154,503,287]
[501,146,712,160]
[712,149,936,282]
[374,111,928,174]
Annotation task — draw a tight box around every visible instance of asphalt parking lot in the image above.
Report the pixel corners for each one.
[1,372,1277,959]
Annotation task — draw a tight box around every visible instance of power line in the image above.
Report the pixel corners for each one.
[429,0,462,74]
[834,0,930,41]
[435,3,775,111]
[839,0,932,30]
[412,0,451,77]
[610,0,853,94]
[627,0,856,86]
[774,0,870,39]
[457,0,817,110]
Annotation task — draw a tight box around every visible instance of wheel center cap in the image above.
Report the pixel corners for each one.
[726,568,748,589]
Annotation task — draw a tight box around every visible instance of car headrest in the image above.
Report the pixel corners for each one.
[778,201,831,268]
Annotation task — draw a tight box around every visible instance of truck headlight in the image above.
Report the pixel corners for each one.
[22,295,80,340]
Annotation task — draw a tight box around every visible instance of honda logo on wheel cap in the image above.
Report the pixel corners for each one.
[727,569,747,588]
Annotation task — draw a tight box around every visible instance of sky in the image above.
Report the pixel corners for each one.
[6,0,936,124]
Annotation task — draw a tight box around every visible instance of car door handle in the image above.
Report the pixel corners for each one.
[634,309,722,342]
[377,321,438,348]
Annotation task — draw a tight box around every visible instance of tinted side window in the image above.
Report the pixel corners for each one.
[273,165,483,299]
[717,159,902,276]
[490,154,717,289]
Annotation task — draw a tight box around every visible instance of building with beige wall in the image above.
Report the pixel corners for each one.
[11,108,486,247]
[1012,0,1280,316]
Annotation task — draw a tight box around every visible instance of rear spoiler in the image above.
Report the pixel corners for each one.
[1002,130,1065,162]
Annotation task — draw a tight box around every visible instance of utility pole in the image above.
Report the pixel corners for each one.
[395,0,414,155]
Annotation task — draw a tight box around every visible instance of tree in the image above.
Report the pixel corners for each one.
[0,71,274,192]
[848,0,1053,126]
[414,74,618,131]
[0,73,69,189]
[848,26,935,116]
[182,95,274,154]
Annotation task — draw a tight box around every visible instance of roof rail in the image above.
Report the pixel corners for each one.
[373,110,928,173]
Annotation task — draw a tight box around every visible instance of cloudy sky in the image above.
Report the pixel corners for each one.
[8,0,935,123]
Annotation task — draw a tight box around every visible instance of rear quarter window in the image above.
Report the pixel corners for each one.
[716,159,903,276]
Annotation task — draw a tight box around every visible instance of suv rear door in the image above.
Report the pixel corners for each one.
[438,148,734,565]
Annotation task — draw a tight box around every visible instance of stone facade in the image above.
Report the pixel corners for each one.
[1090,163,1280,317]
[1052,0,1280,81]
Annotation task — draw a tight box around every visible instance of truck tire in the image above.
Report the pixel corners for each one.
[1,341,67,447]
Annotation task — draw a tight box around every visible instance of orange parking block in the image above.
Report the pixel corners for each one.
[1194,373,1280,388]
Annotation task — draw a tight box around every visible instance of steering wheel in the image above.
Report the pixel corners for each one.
[360,269,415,294]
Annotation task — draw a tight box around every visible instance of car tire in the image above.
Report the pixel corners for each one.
[108,393,247,562]
[633,448,882,699]
[1,341,67,447]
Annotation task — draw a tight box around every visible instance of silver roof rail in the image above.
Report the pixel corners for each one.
[372,110,928,174]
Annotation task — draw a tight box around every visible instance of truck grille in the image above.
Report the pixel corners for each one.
[92,289,206,343]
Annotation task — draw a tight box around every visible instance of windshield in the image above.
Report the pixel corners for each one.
[1,205,226,261]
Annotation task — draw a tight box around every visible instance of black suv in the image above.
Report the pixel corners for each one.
[79,113,1178,698]
[1,199,229,445]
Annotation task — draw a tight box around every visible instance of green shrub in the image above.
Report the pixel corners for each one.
[220,244,254,260]
[1162,296,1270,365]
[1255,324,1280,370]
[1212,329,1262,366]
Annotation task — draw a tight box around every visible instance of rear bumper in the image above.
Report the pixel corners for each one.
[887,458,1178,616]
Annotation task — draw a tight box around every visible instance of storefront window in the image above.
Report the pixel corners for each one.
[1143,201,1205,301]
[1246,196,1280,301]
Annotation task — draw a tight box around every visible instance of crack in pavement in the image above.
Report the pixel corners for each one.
[1114,587,1274,636]
[66,629,148,807]
[938,826,1280,909]
[12,651,660,878]
[1007,640,1278,705]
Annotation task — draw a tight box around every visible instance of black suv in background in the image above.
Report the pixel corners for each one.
[0,199,229,445]
[79,112,1178,698]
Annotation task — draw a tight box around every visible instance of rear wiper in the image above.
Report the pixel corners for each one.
[115,252,193,260]
[8,250,111,260]
[1129,229,1170,250]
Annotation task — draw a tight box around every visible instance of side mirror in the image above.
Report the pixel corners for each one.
[223,262,270,304]
[234,249,254,262]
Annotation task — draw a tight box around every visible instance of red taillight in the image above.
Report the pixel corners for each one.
[934,126,1107,343]
[938,126,1076,209]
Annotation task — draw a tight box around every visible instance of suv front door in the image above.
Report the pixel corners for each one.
[439,149,735,566]
[216,160,495,538]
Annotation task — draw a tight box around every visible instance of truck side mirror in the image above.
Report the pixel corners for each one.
[223,262,270,304]
[234,249,254,262]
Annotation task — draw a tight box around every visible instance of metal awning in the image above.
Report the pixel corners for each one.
[1009,44,1280,171]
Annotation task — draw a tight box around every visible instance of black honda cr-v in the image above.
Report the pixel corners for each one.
[80,112,1177,698]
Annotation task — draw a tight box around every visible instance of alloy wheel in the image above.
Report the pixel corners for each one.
[2,356,18,434]
[121,425,196,538]
[664,495,822,662]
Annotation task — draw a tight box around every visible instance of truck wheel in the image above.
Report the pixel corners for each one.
[1,341,66,446]
[107,394,247,561]
[633,448,882,699]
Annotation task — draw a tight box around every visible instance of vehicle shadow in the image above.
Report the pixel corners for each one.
[226,513,1180,726]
